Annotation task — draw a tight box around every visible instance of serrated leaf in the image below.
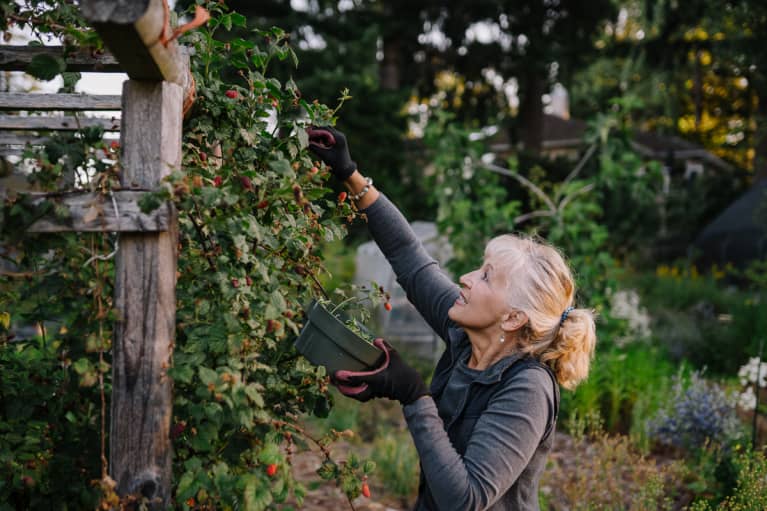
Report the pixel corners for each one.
[258,442,280,465]
[26,53,66,81]
[198,366,218,385]
[245,384,265,407]
[268,158,293,176]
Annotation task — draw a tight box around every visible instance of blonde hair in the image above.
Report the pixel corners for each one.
[485,234,596,390]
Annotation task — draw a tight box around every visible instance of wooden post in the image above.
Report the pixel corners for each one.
[110,80,181,507]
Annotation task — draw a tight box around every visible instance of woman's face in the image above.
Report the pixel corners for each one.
[448,260,511,331]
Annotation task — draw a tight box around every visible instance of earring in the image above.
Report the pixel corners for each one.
[499,334,505,343]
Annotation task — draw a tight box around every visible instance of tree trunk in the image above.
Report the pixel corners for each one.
[379,35,401,91]
[518,70,546,154]
[754,90,767,183]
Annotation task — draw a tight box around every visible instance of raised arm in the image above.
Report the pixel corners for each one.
[308,127,459,340]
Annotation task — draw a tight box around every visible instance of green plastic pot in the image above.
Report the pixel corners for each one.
[294,299,383,375]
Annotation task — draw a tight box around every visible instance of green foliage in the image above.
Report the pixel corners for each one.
[688,446,767,511]
[629,263,767,375]
[1,1,379,507]
[560,344,678,438]
[0,337,103,510]
[421,110,520,278]
[369,430,419,499]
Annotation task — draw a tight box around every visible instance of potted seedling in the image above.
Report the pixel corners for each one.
[294,284,391,374]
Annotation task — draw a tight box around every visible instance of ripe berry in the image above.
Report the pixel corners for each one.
[241,176,253,190]
[245,276,252,286]
[170,421,186,439]
[361,482,371,498]
[199,151,207,162]
[266,319,281,333]
[384,302,392,311]
[338,191,347,202]
[232,278,239,288]
[310,166,319,175]
[266,463,278,477]
[225,89,238,99]
[110,140,120,151]
[213,176,223,187]
[256,199,269,209]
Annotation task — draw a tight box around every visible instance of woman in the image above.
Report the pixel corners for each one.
[307,126,596,511]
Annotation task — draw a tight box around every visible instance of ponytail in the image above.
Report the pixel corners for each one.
[539,308,596,390]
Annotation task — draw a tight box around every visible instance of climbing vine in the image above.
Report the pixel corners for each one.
[0,1,375,508]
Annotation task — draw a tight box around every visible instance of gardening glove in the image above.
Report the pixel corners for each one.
[306,126,357,180]
[334,339,429,406]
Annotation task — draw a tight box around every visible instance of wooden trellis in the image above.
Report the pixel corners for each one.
[1,0,194,506]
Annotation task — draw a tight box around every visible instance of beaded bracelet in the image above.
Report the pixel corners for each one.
[350,176,373,202]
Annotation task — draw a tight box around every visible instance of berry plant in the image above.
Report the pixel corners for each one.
[0,1,376,508]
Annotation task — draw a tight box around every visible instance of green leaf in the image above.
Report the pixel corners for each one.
[26,53,66,81]
[257,443,280,465]
[198,366,218,385]
[176,471,196,499]
[268,158,293,176]
[243,474,273,511]
[363,460,376,474]
[245,384,265,407]
[72,357,92,375]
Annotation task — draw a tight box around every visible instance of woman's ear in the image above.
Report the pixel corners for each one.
[501,310,528,333]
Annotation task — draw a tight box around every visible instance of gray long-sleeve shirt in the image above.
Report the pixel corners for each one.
[362,194,559,511]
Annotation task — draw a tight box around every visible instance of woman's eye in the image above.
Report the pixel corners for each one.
[481,271,488,281]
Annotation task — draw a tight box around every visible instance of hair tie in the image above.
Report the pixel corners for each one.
[560,306,574,326]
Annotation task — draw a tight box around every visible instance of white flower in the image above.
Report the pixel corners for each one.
[737,357,767,388]
[737,386,757,411]
[610,289,652,345]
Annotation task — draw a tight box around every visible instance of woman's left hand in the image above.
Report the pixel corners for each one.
[334,339,429,405]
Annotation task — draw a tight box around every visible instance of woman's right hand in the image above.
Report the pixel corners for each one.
[306,126,357,180]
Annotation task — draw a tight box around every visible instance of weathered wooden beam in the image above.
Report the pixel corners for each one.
[0,114,120,131]
[0,45,121,72]
[0,93,121,111]
[0,133,52,147]
[110,80,181,508]
[22,191,172,233]
[80,0,190,88]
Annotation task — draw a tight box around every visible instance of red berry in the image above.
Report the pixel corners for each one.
[170,421,186,439]
[266,319,281,333]
[338,191,347,202]
[256,199,269,209]
[241,176,253,190]
[199,151,207,162]
[271,99,279,108]
[213,176,223,187]
[22,475,35,488]
[266,463,278,477]
[232,278,239,288]
[361,482,371,498]
[110,140,120,151]
[384,302,392,311]
[310,166,319,175]
[225,89,238,99]
[245,276,252,286]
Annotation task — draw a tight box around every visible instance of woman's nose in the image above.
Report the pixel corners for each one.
[459,272,473,288]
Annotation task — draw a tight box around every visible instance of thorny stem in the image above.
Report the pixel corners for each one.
[190,199,217,271]
[91,235,108,479]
